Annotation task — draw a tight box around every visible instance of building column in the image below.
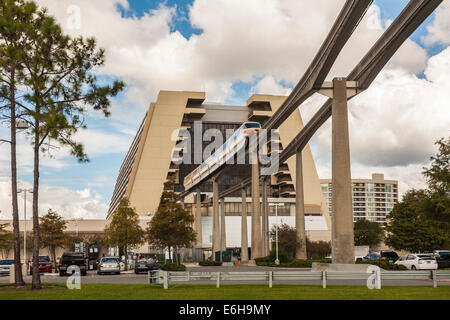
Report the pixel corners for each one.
[295,150,307,259]
[331,77,355,264]
[251,162,262,259]
[195,188,202,247]
[262,177,269,256]
[212,179,220,261]
[220,198,226,251]
[241,188,249,262]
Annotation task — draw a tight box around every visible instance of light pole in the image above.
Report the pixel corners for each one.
[17,188,33,265]
[269,202,284,265]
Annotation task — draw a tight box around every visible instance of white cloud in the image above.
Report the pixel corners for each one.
[422,2,450,46]
[0,177,108,219]
[305,47,450,195]
[250,75,292,96]
[0,0,443,216]
[33,0,428,108]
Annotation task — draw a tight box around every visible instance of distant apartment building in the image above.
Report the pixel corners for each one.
[320,173,398,223]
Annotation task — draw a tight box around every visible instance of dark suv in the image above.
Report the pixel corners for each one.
[59,252,87,276]
[362,251,399,263]
[134,253,159,274]
[379,251,399,262]
[435,251,450,269]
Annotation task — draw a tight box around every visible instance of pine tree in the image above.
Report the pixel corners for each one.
[0,1,124,289]
[0,0,38,287]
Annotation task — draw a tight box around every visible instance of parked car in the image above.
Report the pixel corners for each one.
[395,253,438,270]
[29,255,53,274]
[362,251,399,263]
[0,259,14,275]
[97,257,121,275]
[134,253,159,274]
[59,252,87,276]
[434,250,450,269]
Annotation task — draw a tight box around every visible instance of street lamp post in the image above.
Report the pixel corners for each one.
[17,188,33,266]
[269,203,284,265]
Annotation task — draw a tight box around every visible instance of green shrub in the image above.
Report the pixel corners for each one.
[159,262,186,271]
[255,258,331,268]
[268,248,290,263]
[198,260,223,266]
[254,257,270,265]
[306,238,331,259]
[356,260,408,270]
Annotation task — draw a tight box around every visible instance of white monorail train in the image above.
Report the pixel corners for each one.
[183,122,261,191]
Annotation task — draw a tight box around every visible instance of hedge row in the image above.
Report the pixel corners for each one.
[254,257,332,268]
[198,261,223,266]
[159,262,186,271]
[356,260,408,270]
[255,258,408,270]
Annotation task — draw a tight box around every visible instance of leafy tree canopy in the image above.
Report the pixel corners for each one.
[146,181,196,263]
[270,223,301,258]
[354,219,384,248]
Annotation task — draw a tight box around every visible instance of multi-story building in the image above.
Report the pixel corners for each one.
[108,91,332,251]
[320,173,398,223]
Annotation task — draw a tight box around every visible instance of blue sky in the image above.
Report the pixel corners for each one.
[1,0,448,219]
[42,1,446,201]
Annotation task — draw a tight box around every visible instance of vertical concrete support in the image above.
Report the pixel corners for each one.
[195,188,202,247]
[251,162,262,259]
[241,188,249,262]
[331,77,355,264]
[261,177,269,256]
[212,179,220,261]
[295,150,307,259]
[220,198,226,251]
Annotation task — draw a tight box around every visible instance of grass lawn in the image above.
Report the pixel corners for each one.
[0,283,449,300]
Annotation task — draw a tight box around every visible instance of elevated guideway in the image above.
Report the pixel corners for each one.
[216,0,443,199]
[181,0,374,197]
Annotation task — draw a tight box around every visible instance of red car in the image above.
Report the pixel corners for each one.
[29,255,53,274]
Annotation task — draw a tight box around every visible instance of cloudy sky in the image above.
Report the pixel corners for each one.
[0,0,449,219]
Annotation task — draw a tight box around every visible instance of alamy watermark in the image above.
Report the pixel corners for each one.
[66,265,81,290]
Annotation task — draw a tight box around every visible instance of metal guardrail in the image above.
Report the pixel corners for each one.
[148,270,450,290]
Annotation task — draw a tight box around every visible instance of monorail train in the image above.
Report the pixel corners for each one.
[183,122,261,191]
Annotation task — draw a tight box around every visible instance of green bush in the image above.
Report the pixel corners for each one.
[356,260,408,270]
[255,258,331,268]
[306,238,331,259]
[268,248,291,263]
[159,262,186,271]
[198,260,223,266]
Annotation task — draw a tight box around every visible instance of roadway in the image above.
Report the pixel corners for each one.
[1,266,448,287]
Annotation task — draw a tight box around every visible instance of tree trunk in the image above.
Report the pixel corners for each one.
[9,71,25,287]
[168,246,171,263]
[174,247,179,265]
[124,245,128,271]
[31,110,41,289]
[51,246,57,272]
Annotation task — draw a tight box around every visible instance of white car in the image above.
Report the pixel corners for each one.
[395,253,438,270]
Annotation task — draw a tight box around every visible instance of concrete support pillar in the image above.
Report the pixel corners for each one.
[295,150,307,259]
[220,198,226,251]
[212,179,220,261]
[262,177,269,256]
[195,188,202,247]
[241,188,249,262]
[251,162,262,259]
[331,77,355,264]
